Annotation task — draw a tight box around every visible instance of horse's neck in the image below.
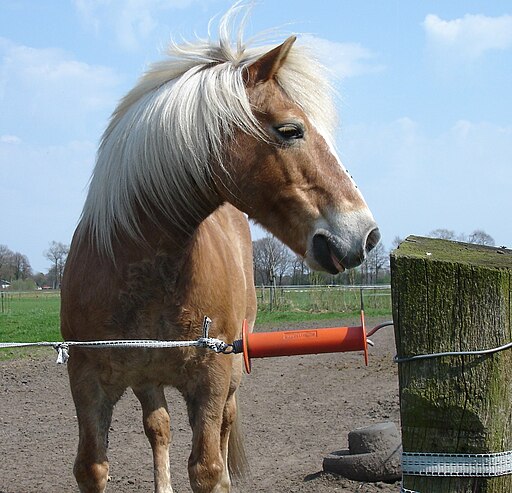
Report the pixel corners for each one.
[112,215,197,266]
[88,175,225,284]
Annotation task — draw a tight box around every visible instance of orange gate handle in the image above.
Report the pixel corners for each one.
[236,316,368,374]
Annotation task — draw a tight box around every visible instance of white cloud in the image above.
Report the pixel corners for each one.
[0,37,124,143]
[0,135,21,144]
[300,35,384,79]
[74,0,205,51]
[423,13,512,59]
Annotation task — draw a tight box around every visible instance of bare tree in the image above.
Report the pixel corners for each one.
[428,228,495,246]
[0,245,14,280]
[0,245,33,283]
[0,245,10,265]
[290,255,310,285]
[11,252,32,280]
[370,242,388,283]
[467,229,495,246]
[391,236,404,250]
[252,235,293,285]
[428,228,457,240]
[360,242,388,284]
[44,241,69,289]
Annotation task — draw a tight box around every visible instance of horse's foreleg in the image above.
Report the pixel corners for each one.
[133,385,173,493]
[184,362,237,493]
[219,393,237,489]
[220,357,245,490]
[68,357,123,493]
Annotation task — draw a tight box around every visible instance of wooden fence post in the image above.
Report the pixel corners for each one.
[391,236,512,493]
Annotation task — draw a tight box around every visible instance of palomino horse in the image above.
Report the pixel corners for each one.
[61,9,380,493]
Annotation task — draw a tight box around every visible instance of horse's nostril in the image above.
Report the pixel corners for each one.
[365,227,381,253]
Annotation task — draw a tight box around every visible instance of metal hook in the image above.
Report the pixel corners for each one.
[202,316,212,338]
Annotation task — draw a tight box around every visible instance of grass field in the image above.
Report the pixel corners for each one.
[0,288,392,360]
[256,285,391,317]
[0,292,61,360]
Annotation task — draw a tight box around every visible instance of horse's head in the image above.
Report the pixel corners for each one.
[81,30,379,268]
[218,37,380,274]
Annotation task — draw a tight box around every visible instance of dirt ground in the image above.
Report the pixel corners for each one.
[0,316,401,493]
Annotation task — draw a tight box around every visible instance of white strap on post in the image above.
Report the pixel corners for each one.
[402,450,512,477]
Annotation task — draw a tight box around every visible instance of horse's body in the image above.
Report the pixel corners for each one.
[63,203,253,492]
[61,8,379,493]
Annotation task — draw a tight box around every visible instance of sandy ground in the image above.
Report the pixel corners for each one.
[0,316,401,492]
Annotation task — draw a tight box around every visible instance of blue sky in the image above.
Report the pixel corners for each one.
[1,1,511,273]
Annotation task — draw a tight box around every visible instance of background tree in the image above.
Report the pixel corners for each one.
[0,245,31,281]
[391,236,404,250]
[428,228,495,246]
[11,252,32,280]
[428,228,457,240]
[467,229,495,246]
[290,255,310,285]
[0,244,14,280]
[44,241,69,289]
[361,242,388,284]
[32,272,49,288]
[252,235,293,285]
[374,242,389,280]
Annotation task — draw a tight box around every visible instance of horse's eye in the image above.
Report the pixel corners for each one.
[274,123,304,141]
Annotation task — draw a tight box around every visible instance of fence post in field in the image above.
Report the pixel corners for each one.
[391,235,512,493]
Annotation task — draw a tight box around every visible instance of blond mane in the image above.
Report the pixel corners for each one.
[80,4,337,255]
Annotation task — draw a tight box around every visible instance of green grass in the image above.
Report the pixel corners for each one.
[256,307,391,325]
[256,286,392,319]
[0,292,61,360]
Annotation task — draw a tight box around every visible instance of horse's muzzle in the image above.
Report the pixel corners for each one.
[312,227,381,274]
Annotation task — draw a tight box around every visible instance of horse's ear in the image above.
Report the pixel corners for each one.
[244,36,296,86]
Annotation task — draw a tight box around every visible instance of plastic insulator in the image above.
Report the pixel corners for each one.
[232,339,244,354]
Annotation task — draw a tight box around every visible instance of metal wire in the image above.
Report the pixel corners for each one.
[394,341,512,363]
[366,320,394,337]
[365,319,512,363]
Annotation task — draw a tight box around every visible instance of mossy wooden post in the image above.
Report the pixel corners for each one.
[391,235,512,493]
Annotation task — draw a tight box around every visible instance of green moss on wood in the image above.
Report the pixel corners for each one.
[392,235,512,492]
[393,235,512,270]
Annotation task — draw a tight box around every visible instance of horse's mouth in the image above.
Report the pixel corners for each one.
[312,234,347,275]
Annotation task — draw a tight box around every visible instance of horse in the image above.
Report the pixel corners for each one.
[60,7,380,493]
